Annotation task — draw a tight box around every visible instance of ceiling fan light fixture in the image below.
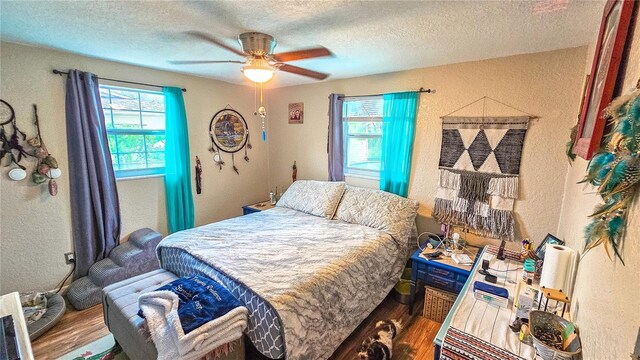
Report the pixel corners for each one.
[241,65,274,83]
[241,57,274,83]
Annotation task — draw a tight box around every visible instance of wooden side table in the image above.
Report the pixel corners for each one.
[242,201,275,215]
[0,292,34,360]
[407,246,481,315]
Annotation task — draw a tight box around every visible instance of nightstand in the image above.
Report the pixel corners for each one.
[242,201,275,215]
[407,245,481,315]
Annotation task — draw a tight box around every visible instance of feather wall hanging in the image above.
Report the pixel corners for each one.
[581,86,640,264]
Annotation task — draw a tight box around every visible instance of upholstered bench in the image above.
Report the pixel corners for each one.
[102,269,245,360]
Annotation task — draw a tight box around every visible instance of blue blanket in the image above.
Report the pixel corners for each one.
[139,275,242,334]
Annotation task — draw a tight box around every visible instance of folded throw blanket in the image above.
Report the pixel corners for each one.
[138,276,248,360]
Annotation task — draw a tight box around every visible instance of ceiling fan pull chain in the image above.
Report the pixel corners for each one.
[259,82,267,142]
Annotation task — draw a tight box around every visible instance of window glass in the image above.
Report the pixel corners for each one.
[343,96,383,178]
[101,85,166,178]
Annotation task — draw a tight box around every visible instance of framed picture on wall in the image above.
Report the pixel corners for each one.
[288,102,304,124]
[574,0,634,160]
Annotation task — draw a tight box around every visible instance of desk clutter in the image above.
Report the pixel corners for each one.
[439,245,582,360]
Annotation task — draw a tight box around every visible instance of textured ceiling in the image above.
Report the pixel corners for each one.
[0,1,604,88]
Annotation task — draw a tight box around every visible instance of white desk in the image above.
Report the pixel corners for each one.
[435,246,540,359]
[0,292,34,360]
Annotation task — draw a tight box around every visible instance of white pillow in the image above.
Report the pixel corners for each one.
[276,180,346,219]
[334,186,419,242]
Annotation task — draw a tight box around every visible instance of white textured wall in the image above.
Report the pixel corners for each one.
[556,11,640,359]
[267,47,587,249]
[0,42,269,294]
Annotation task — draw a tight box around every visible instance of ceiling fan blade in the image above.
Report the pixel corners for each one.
[278,64,329,80]
[272,47,332,62]
[169,60,245,65]
[185,31,246,57]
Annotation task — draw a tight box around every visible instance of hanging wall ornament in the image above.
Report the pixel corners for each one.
[581,86,640,264]
[195,156,202,194]
[0,99,31,174]
[432,96,535,241]
[292,160,297,182]
[254,82,268,141]
[209,106,250,175]
[28,105,60,195]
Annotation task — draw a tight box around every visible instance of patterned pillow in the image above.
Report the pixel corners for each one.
[276,180,346,219]
[334,186,419,243]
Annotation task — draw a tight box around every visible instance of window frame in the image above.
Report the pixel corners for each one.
[100,84,166,179]
[342,96,383,179]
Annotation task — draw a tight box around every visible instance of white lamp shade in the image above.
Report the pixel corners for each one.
[242,67,274,83]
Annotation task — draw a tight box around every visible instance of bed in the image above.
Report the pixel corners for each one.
[157,181,419,360]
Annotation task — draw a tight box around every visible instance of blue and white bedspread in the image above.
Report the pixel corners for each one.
[157,207,407,360]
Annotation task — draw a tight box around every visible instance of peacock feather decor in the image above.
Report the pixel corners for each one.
[581,86,640,264]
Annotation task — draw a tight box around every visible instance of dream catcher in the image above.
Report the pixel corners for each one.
[209,106,251,174]
[0,101,60,195]
[0,99,31,179]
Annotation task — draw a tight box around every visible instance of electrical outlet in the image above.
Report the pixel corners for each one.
[64,252,75,265]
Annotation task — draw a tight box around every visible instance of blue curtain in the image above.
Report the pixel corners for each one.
[163,87,194,233]
[380,92,419,197]
[65,70,121,279]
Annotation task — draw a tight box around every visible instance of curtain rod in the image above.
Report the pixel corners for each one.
[340,87,435,99]
[52,69,187,92]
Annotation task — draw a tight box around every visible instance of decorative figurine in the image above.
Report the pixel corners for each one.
[292,160,297,182]
[195,156,202,194]
[521,238,535,260]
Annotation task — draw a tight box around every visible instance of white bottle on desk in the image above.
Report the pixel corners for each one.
[514,278,539,319]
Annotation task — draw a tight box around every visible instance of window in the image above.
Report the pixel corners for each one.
[100,85,166,178]
[343,96,383,178]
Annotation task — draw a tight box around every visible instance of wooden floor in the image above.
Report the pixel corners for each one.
[31,303,110,360]
[32,292,440,360]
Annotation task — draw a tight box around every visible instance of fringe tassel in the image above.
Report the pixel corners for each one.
[433,198,515,240]
[202,340,237,360]
[441,168,520,199]
[439,169,461,190]
[474,201,490,217]
[488,176,519,199]
[458,172,492,202]
[452,196,468,212]
[138,320,239,358]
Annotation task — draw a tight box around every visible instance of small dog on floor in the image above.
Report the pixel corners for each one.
[357,319,402,360]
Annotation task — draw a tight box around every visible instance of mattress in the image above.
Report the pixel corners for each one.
[160,246,285,359]
[157,207,408,360]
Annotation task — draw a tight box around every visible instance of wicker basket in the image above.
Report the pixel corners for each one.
[423,286,456,322]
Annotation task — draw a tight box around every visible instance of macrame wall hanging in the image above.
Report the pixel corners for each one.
[432,96,535,241]
[208,106,251,175]
[581,85,640,264]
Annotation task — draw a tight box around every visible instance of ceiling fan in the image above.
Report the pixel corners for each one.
[171,31,332,83]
